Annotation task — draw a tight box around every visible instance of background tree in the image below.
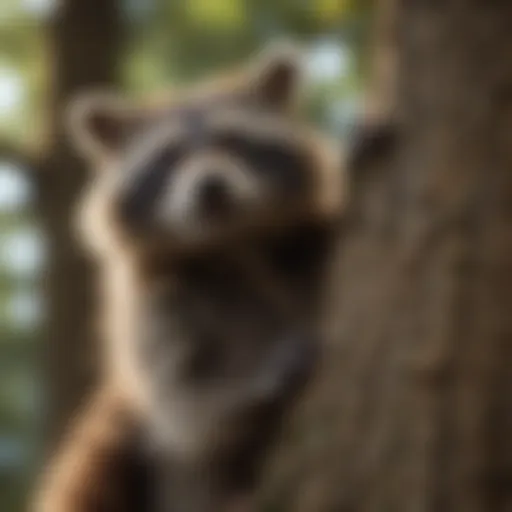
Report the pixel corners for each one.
[39,0,122,448]
[261,1,512,510]
[0,0,123,508]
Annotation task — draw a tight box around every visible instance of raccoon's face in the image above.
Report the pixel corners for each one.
[69,46,345,257]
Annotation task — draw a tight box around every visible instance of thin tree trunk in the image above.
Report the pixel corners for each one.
[38,0,122,449]
[262,2,512,511]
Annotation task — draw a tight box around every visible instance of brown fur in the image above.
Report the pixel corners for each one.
[32,45,346,512]
[33,385,154,512]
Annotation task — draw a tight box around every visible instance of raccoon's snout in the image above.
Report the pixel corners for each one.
[197,174,233,217]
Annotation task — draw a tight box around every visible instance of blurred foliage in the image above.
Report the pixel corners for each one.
[0,0,374,510]
[124,0,372,90]
[0,2,49,153]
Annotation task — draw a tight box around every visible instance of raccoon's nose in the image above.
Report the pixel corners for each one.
[198,175,232,215]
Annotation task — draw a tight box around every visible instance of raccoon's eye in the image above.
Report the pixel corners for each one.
[215,134,309,190]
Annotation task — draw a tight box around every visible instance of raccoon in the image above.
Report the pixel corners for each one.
[33,45,346,512]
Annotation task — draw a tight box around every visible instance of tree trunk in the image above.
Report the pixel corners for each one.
[262,2,512,511]
[38,0,122,449]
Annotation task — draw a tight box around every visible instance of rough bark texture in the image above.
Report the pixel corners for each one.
[261,1,512,511]
[38,0,122,449]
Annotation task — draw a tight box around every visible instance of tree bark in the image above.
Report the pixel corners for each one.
[262,1,512,511]
[38,0,122,449]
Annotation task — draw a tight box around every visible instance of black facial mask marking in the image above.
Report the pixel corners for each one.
[214,133,311,193]
[117,105,314,230]
[119,143,185,227]
[117,111,212,228]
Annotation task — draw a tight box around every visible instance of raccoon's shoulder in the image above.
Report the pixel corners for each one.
[32,385,154,512]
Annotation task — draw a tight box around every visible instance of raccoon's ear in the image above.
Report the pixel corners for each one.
[66,91,142,162]
[250,43,303,110]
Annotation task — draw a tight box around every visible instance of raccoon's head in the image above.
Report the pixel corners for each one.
[69,45,346,259]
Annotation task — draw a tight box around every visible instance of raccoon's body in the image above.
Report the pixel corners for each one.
[33,47,346,512]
